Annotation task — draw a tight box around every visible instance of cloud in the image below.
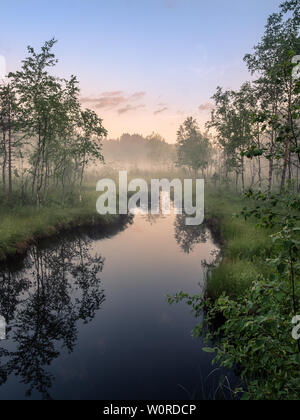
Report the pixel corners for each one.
[95,96,127,109]
[118,104,146,114]
[198,102,215,112]
[101,90,123,97]
[81,93,126,108]
[80,97,100,103]
[81,91,146,111]
[154,107,168,115]
[130,91,146,100]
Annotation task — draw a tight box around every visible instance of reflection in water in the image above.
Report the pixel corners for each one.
[175,214,209,254]
[142,212,166,225]
[0,212,228,400]
[137,196,210,254]
[0,216,132,400]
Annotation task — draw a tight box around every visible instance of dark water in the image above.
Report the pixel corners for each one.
[0,212,233,400]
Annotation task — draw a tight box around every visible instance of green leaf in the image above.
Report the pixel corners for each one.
[202,347,215,354]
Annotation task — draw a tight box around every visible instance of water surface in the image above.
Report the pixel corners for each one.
[0,212,231,400]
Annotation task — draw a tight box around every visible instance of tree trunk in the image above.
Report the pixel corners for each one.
[235,171,239,192]
[250,161,256,188]
[257,129,262,191]
[281,89,293,192]
[8,125,12,194]
[79,154,86,202]
[268,129,275,195]
[241,155,245,193]
[2,131,7,194]
[268,158,273,195]
[280,136,290,193]
[258,156,262,191]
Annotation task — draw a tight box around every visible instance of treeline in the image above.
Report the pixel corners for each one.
[175,117,214,179]
[0,39,107,206]
[175,1,300,194]
[172,0,300,401]
[207,0,300,193]
[103,132,175,167]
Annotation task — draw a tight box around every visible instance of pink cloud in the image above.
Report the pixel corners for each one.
[118,104,146,114]
[81,91,146,110]
[101,90,123,97]
[154,107,168,115]
[130,91,146,100]
[199,102,215,112]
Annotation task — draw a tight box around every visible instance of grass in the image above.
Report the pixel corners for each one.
[0,187,120,261]
[0,176,276,300]
[205,187,274,300]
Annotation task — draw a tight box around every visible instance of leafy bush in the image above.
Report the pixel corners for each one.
[168,191,300,400]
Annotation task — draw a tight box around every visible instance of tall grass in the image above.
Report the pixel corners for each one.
[0,187,118,261]
[0,173,276,301]
[205,187,274,299]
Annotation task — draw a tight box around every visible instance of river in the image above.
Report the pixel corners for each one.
[0,211,235,400]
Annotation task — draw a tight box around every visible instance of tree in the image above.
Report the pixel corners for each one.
[5,39,107,205]
[75,109,107,201]
[176,117,212,178]
[208,84,255,192]
[8,39,63,206]
[244,0,300,193]
[0,83,19,195]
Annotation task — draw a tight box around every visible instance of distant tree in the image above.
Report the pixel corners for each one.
[119,133,148,162]
[176,117,211,178]
[102,132,175,168]
[208,84,256,192]
[75,109,107,201]
[146,132,173,165]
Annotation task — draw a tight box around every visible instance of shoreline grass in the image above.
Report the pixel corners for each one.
[0,189,120,261]
[0,180,275,299]
[205,187,274,300]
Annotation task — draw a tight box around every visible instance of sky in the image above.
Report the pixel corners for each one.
[0,0,283,143]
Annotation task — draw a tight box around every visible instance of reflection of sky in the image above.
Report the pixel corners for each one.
[0,55,6,80]
[92,212,218,295]
[0,212,224,400]
[0,0,282,142]
[0,316,6,340]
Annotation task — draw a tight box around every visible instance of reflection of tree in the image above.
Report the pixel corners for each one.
[0,237,104,399]
[142,212,164,225]
[0,263,31,325]
[0,216,132,399]
[174,214,208,254]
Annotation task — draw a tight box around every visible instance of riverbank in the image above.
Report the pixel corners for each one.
[0,182,274,289]
[198,188,300,400]
[204,187,274,300]
[0,189,121,261]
